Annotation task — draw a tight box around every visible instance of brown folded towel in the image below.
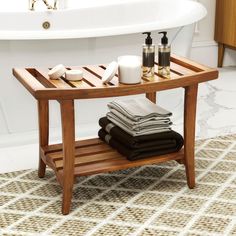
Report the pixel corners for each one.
[98,128,184,161]
[99,117,182,149]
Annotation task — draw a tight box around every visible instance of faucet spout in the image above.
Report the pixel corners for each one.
[43,0,53,9]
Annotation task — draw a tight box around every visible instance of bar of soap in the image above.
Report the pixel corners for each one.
[48,64,67,80]
[65,70,83,81]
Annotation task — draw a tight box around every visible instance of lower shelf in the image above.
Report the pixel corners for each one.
[41,138,184,178]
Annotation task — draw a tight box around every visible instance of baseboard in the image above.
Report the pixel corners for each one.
[190,40,236,67]
[192,40,218,48]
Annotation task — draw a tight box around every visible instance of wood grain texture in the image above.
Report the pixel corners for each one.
[13,54,218,100]
[215,0,236,66]
[42,138,184,176]
[60,100,75,215]
[146,92,156,103]
[32,70,217,100]
[38,100,49,178]
[184,84,198,188]
[12,68,44,97]
[217,43,225,68]
[215,0,236,47]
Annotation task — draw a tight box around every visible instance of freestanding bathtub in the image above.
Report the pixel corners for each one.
[0,0,206,146]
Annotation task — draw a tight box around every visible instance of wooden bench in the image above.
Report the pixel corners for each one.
[13,54,218,214]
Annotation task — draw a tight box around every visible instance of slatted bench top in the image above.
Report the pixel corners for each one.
[13,54,218,100]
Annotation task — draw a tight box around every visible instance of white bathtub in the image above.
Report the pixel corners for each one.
[0,0,206,39]
[0,0,206,146]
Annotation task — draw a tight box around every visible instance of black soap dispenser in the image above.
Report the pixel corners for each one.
[142,32,155,79]
[158,31,171,77]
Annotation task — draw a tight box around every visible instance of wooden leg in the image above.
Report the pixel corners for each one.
[184,84,198,189]
[218,43,225,68]
[38,100,49,178]
[146,92,156,103]
[60,100,75,215]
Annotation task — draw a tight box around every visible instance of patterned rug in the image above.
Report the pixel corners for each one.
[0,134,236,236]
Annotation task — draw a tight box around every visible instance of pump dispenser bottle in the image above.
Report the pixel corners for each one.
[142,32,155,79]
[158,31,171,77]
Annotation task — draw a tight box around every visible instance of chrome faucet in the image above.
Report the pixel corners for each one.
[29,0,58,10]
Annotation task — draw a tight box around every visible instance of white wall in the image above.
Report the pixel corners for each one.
[190,0,236,67]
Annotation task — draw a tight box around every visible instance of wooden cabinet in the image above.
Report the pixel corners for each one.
[215,0,236,67]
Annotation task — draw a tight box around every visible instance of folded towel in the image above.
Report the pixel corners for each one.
[108,108,172,130]
[107,98,172,122]
[98,129,184,161]
[107,112,171,131]
[107,115,171,136]
[99,117,182,149]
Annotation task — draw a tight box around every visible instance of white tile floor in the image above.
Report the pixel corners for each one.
[0,66,236,173]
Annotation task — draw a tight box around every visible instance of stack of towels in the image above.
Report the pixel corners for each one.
[98,98,183,161]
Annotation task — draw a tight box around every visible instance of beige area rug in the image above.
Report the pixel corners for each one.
[0,135,236,236]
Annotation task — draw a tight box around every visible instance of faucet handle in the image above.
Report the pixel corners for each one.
[53,0,58,10]
[29,0,36,10]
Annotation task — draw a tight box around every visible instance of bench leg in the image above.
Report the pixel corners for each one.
[146,92,156,103]
[218,43,225,68]
[60,100,75,215]
[38,100,49,178]
[184,84,198,189]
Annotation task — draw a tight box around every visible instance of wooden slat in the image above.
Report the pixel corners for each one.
[47,142,113,161]
[33,69,218,100]
[13,68,45,96]
[154,64,179,79]
[84,65,104,78]
[88,65,119,86]
[68,80,92,89]
[35,68,72,88]
[73,149,184,176]
[70,66,105,87]
[13,54,218,101]
[170,62,195,75]
[44,137,184,174]
[43,138,103,154]
[171,55,208,72]
[55,151,121,170]
[44,137,184,176]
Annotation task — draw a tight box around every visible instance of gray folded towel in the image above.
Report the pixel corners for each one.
[107,115,171,136]
[107,98,172,121]
[107,111,172,131]
[109,108,171,126]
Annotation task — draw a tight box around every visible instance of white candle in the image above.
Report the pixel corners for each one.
[118,55,142,84]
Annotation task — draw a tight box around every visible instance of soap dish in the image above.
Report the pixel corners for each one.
[102,61,118,84]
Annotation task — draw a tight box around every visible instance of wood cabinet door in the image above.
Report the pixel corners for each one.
[215,0,236,47]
